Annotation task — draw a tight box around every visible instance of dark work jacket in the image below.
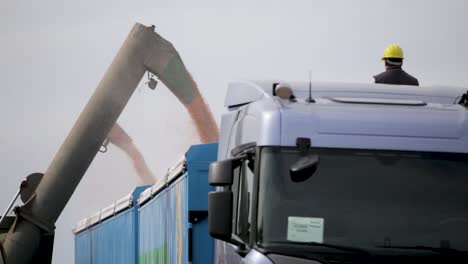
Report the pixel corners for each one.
[374,67,419,86]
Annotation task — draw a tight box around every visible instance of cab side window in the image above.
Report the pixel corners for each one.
[235,159,254,242]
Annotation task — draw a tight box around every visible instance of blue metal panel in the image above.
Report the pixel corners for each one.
[187,161,214,212]
[192,217,213,263]
[185,142,218,163]
[132,186,150,264]
[74,186,149,264]
[75,230,91,264]
[186,143,217,212]
[138,143,218,264]
[138,176,189,264]
[166,175,188,264]
[138,189,168,263]
[186,143,217,264]
[90,208,135,264]
[132,186,151,200]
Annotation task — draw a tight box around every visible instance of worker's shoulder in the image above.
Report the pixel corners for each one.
[401,69,419,84]
[373,69,399,82]
[373,71,386,80]
[402,70,418,80]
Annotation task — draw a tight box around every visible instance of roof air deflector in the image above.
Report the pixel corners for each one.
[329,97,427,106]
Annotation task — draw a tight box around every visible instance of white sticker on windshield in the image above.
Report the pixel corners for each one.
[287,217,324,243]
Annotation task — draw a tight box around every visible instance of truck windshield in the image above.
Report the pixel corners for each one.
[257,147,468,253]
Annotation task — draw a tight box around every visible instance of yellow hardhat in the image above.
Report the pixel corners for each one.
[381,44,404,60]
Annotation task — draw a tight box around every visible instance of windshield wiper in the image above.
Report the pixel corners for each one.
[270,241,371,255]
[376,245,467,254]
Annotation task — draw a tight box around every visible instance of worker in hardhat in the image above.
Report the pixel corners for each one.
[374,44,419,86]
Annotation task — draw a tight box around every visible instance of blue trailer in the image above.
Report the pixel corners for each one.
[73,143,217,263]
[73,185,148,264]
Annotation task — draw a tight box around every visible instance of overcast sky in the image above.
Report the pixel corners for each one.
[1,0,468,263]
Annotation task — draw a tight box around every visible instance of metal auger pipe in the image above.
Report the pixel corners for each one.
[3,23,151,263]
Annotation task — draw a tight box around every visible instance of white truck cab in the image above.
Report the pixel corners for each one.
[209,81,468,264]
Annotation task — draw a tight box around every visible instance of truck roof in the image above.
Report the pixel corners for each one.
[219,81,468,156]
[225,80,466,107]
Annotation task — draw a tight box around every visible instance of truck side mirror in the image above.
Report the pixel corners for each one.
[209,158,243,186]
[208,156,246,244]
[208,191,233,241]
[290,154,320,182]
[209,160,233,186]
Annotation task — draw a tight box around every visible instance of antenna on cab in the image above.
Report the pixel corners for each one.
[306,70,315,103]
